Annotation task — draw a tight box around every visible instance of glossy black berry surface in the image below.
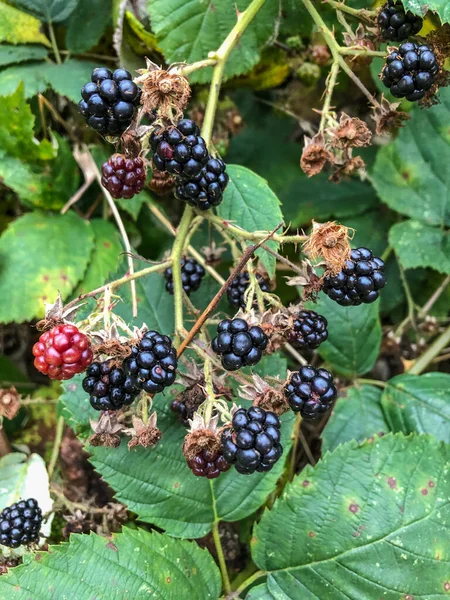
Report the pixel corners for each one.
[289,309,328,349]
[186,448,231,479]
[381,42,439,101]
[175,157,229,211]
[82,360,139,411]
[78,68,141,136]
[212,319,268,371]
[284,365,337,419]
[227,272,270,311]
[378,1,422,41]
[125,330,178,394]
[221,406,283,474]
[164,258,205,296]
[0,498,42,548]
[323,247,386,306]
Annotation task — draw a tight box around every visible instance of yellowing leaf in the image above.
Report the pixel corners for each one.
[0,2,50,46]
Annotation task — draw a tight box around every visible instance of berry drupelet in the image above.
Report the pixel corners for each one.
[125,330,178,394]
[164,258,205,296]
[227,272,271,311]
[0,498,42,548]
[381,42,439,101]
[289,309,328,350]
[186,448,231,479]
[221,406,283,474]
[284,366,337,419]
[212,319,268,371]
[82,360,139,411]
[33,324,93,380]
[101,154,146,199]
[175,157,229,211]
[378,0,422,41]
[323,247,386,306]
[78,68,141,136]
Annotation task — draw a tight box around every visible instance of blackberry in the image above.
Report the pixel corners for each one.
[186,448,231,479]
[211,319,268,371]
[227,272,271,311]
[323,247,386,306]
[381,42,439,101]
[151,119,209,179]
[78,68,141,136]
[82,360,139,411]
[284,365,337,419]
[175,157,229,211]
[289,310,328,350]
[170,397,191,426]
[0,498,42,548]
[221,406,283,474]
[125,330,178,394]
[101,154,146,199]
[164,258,205,296]
[378,1,422,41]
[32,324,93,381]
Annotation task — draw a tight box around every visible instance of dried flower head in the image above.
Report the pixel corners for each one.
[182,413,220,461]
[240,375,289,415]
[310,44,331,66]
[0,387,20,420]
[89,413,124,448]
[148,166,176,195]
[330,156,366,183]
[330,113,372,149]
[200,241,227,266]
[303,221,353,275]
[300,133,334,177]
[372,95,410,136]
[125,414,162,450]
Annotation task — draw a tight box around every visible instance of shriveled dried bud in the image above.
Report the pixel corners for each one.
[89,413,124,448]
[330,156,366,183]
[125,414,162,450]
[182,413,220,461]
[330,113,372,149]
[300,133,334,177]
[148,167,176,196]
[136,60,190,121]
[0,387,20,420]
[310,44,331,66]
[240,375,289,415]
[372,96,409,136]
[303,221,353,275]
[200,241,227,266]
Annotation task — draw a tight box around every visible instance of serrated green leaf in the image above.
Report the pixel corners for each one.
[0,44,48,66]
[322,385,390,453]
[382,372,450,443]
[0,528,221,599]
[251,434,450,600]
[306,294,382,378]
[66,0,111,53]
[0,212,94,323]
[0,61,48,97]
[217,165,283,278]
[389,220,450,274]
[0,2,50,45]
[10,0,77,23]
[345,208,392,258]
[147,0,279,84]
[401,0,450,23]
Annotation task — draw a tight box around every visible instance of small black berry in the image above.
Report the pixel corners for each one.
[83,360,139,411]
[284,365,337,419]
[212,319,268,371]
[164,258,206,296]
[101,154,146,199]
[289,309,328,350]
[0,498,42,548]
[175,157,229,211]
[227,272,271,311]
[378,1,422,41]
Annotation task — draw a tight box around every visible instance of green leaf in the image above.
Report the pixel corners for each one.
[389,220,450,274]
[401,0,450,23]
[66,0,111,53]
[217,165,283,278]
[372,87,450,227]
[322,385,390,453]
[10,0,77,23]
[0,212,94,323]
[0,62,48,97]
[0,2,50,45]
[382,373,450,443]
[0,44,48,66]
[0,528,221,599]
[147,0,279,84]
[345,208,392,258]
[306,294,382,377]
[251,434,450,600]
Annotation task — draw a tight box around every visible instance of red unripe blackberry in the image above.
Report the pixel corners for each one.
[101,154,146,199]
[186,448,231,479]
[33,324,93,380]
[0,498,42,548]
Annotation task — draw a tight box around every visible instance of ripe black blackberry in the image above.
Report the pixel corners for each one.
[186,448,231,479]
[211,319,268,371]
[289,309,328,350]
[284,365,337,419]
[378,1,422,41]
[381,42,439,101]
[227,272,270,310]
[164,258,205,296]
[125,330,178,394]
[78,68,141,136]
[0,498,42,548]
[82,360,139,411]
[101,154,146,199]
[175,157,229,211]
[323,247,386,306]
[221,407,283,474]
[151,119,209,179]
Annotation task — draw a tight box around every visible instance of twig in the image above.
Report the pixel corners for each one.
[408,324,450,375]
[61,179,94,215]
[418,275,450,319]
[51,486,112,515]
[48,415,65,480]
[298,425,316,466]
[357,378,387,389]
[284,342,308,366]
[320,60,340,131]
[48,22,62,64]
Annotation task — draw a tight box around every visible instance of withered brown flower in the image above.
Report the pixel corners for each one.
[330,113,372,149]
[0,387,20,420]
[89,413,124,448]
[148,167,176,196]
[330,156,366,183]
[125,414,162,450]
[372,96,410,136]
[303,221,353,275]
[300,133,334,177]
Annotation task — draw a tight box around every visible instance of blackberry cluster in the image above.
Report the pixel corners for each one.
[186,448,231,479]
[289,310,328,350]
[175,157,229,211]
[323,247,386,306]
[381,42,439,101]
[164,258,205,296]
[227,272,271,310]
[32,324,93,381]
[284,366,337,419]
[378,1,422,41]
[0,499,42,548]
[101,154,146,199]
[125,330,178,394]
[82,361,139,411]
[79,68,141,136]
[211,319,268,371]
[221,407,283,474]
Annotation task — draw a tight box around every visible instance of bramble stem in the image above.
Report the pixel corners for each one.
[48,22,62,64]
[179,58,218,77]
[207,214,306,245]
[323,0,377,22]
[230,570,266,597]
[357,378,388,389]
[408,324,450,375]
[212,520,232,595]
[48,416,65,480]
[171,206,195,338]
[320,60,340,131]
